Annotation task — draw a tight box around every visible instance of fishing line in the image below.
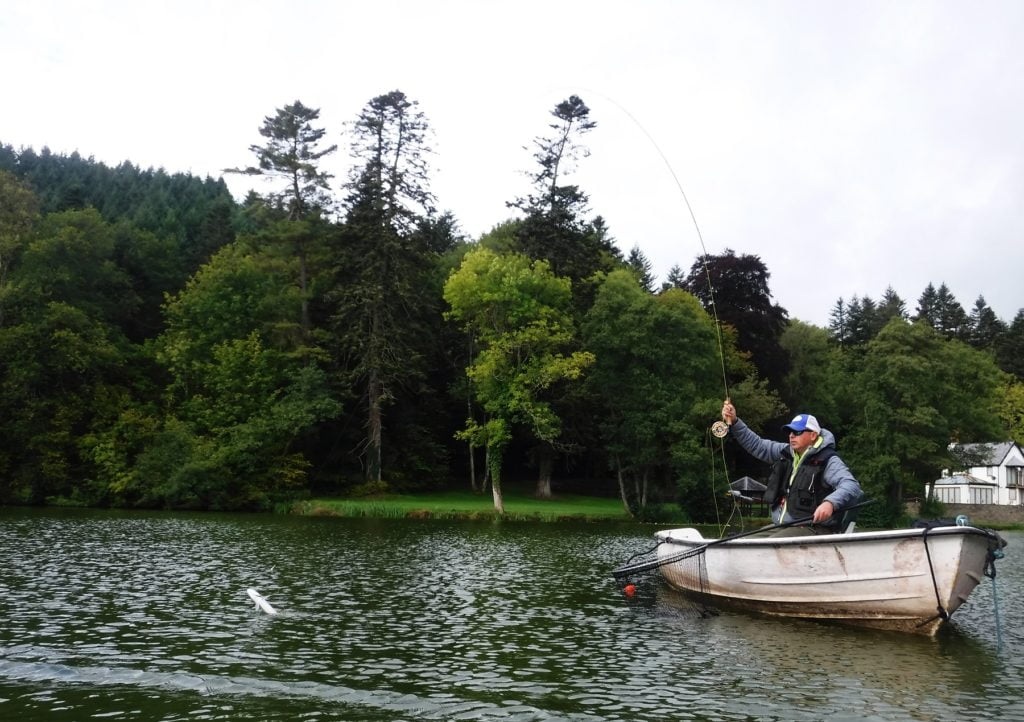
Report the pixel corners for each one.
[582,89,737,531]
[583,91,731,402]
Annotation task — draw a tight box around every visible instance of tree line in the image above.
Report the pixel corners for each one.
[1,91,1021,525]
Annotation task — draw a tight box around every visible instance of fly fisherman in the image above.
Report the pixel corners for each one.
[721,400,863,536]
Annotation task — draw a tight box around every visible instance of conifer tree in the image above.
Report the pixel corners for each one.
[330,90,437,484]
[226,100,337,334]
[660,263,685,293]
[828,297,848,348]
[914,283,939,327]
[509,95,618,294]
[626,245,655,293]
[877,286,907,325]
[934,283,970,341]
[968,295,1005,349]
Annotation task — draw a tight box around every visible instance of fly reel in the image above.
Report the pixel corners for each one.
[710,421,730,438]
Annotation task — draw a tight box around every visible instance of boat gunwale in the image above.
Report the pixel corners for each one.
[655,525,998,549]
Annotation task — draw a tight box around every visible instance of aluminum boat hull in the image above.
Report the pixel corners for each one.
[654,526,1002,635]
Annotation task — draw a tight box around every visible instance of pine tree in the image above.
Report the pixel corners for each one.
[968,295,1005,349]
[934,283,969,340]
[226,100,337,334]
[509,95,617,293]
[995,309,1024,379]
[626,245,655,292]
[914,283,939,327]
[828,297,848,348]
[330,90,437,484]
[877,286,907,326]
[660,263,685,293]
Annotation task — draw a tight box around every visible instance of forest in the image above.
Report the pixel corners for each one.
[1,91,1022,525]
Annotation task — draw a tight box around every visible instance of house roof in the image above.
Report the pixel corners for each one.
[933,472,998,487]
[951,441,1024,467]
[730,476,767,492]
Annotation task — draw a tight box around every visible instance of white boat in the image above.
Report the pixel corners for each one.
[650,525,1005,635]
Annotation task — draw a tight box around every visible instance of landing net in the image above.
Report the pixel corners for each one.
[613,539,717,618]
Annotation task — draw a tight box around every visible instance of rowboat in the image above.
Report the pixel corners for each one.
[651,525,1005,635]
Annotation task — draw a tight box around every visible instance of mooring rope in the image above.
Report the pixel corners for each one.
[983,537,1005,651]
[916,527,950,629]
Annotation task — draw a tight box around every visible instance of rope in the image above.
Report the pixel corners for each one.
[917,527,949,629]
[984,537,1005,651]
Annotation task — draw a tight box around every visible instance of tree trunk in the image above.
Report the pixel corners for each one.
[482,445,491,494]
[616,459,633,517]
[366,305,384,483]
[534,444,553,499]
[466,360,477,491]
[367,366,383,483]
[297,242,310,336]
[489,445,504,514]
[468,443,478,493]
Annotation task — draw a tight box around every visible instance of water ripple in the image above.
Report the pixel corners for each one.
[0,510,1021,720]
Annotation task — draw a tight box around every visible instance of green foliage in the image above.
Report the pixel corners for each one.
[509,96,621,297]
[149,239,341,509]
[6,146,235,276]
[997,377,1024,445]
[0,206,149,504]
[3,109,1019,518]
[778,320,843,425]
[683,249,789,384]
[343,90,435,232]
[226,100,337,220]
[445,248,594,505]
[995,309,1024,379]
[916,494,947,519]
[843,319,1005,518]
[583,271,721,515]
[0,170,40,319]
[326,90,443,485]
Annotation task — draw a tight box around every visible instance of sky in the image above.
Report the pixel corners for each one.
[2,0,1022,328]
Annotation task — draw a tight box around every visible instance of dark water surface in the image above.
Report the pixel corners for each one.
[0,507,1021,721]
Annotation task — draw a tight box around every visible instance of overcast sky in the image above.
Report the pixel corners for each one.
[3,0,1022,327]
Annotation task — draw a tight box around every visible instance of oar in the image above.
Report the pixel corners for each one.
[611,499,874,581]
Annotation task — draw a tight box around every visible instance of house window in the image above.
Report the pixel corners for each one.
[936,487,960,503]
[1011,489,1019,505]
[970,487,994,504]
[1009,467,1023,487]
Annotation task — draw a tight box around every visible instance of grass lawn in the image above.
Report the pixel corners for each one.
[293,485,649,522]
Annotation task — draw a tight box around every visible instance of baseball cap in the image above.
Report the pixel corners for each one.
[783,413,820,434]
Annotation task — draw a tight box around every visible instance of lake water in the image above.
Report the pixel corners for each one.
[0,507,1021,721]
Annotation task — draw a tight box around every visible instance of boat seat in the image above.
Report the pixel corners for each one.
[839,505,860,534]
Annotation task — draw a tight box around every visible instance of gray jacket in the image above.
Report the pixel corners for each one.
[729,419,863,523]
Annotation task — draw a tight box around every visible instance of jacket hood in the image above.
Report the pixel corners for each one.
[809,428,837,455]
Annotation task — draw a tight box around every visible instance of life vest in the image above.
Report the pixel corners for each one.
[765,447,837,524]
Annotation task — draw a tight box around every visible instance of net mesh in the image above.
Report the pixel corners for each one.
[613,539,717,618]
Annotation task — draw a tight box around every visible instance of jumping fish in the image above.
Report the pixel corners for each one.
[246,587,278,615]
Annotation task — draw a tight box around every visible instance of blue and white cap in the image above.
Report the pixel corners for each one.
[783,413,820,434]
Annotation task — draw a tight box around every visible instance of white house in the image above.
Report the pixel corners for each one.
[930,441,1024,505]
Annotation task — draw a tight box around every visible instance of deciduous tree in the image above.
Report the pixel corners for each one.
[583,270,720,516]
[683,249,789,385]
[844,320,1004,523]
[444,248,593,513]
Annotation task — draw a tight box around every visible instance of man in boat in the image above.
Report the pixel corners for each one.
[721,400,863,536]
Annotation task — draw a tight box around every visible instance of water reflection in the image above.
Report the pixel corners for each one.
[0,509,1020,721]
[652,584,1003,719]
